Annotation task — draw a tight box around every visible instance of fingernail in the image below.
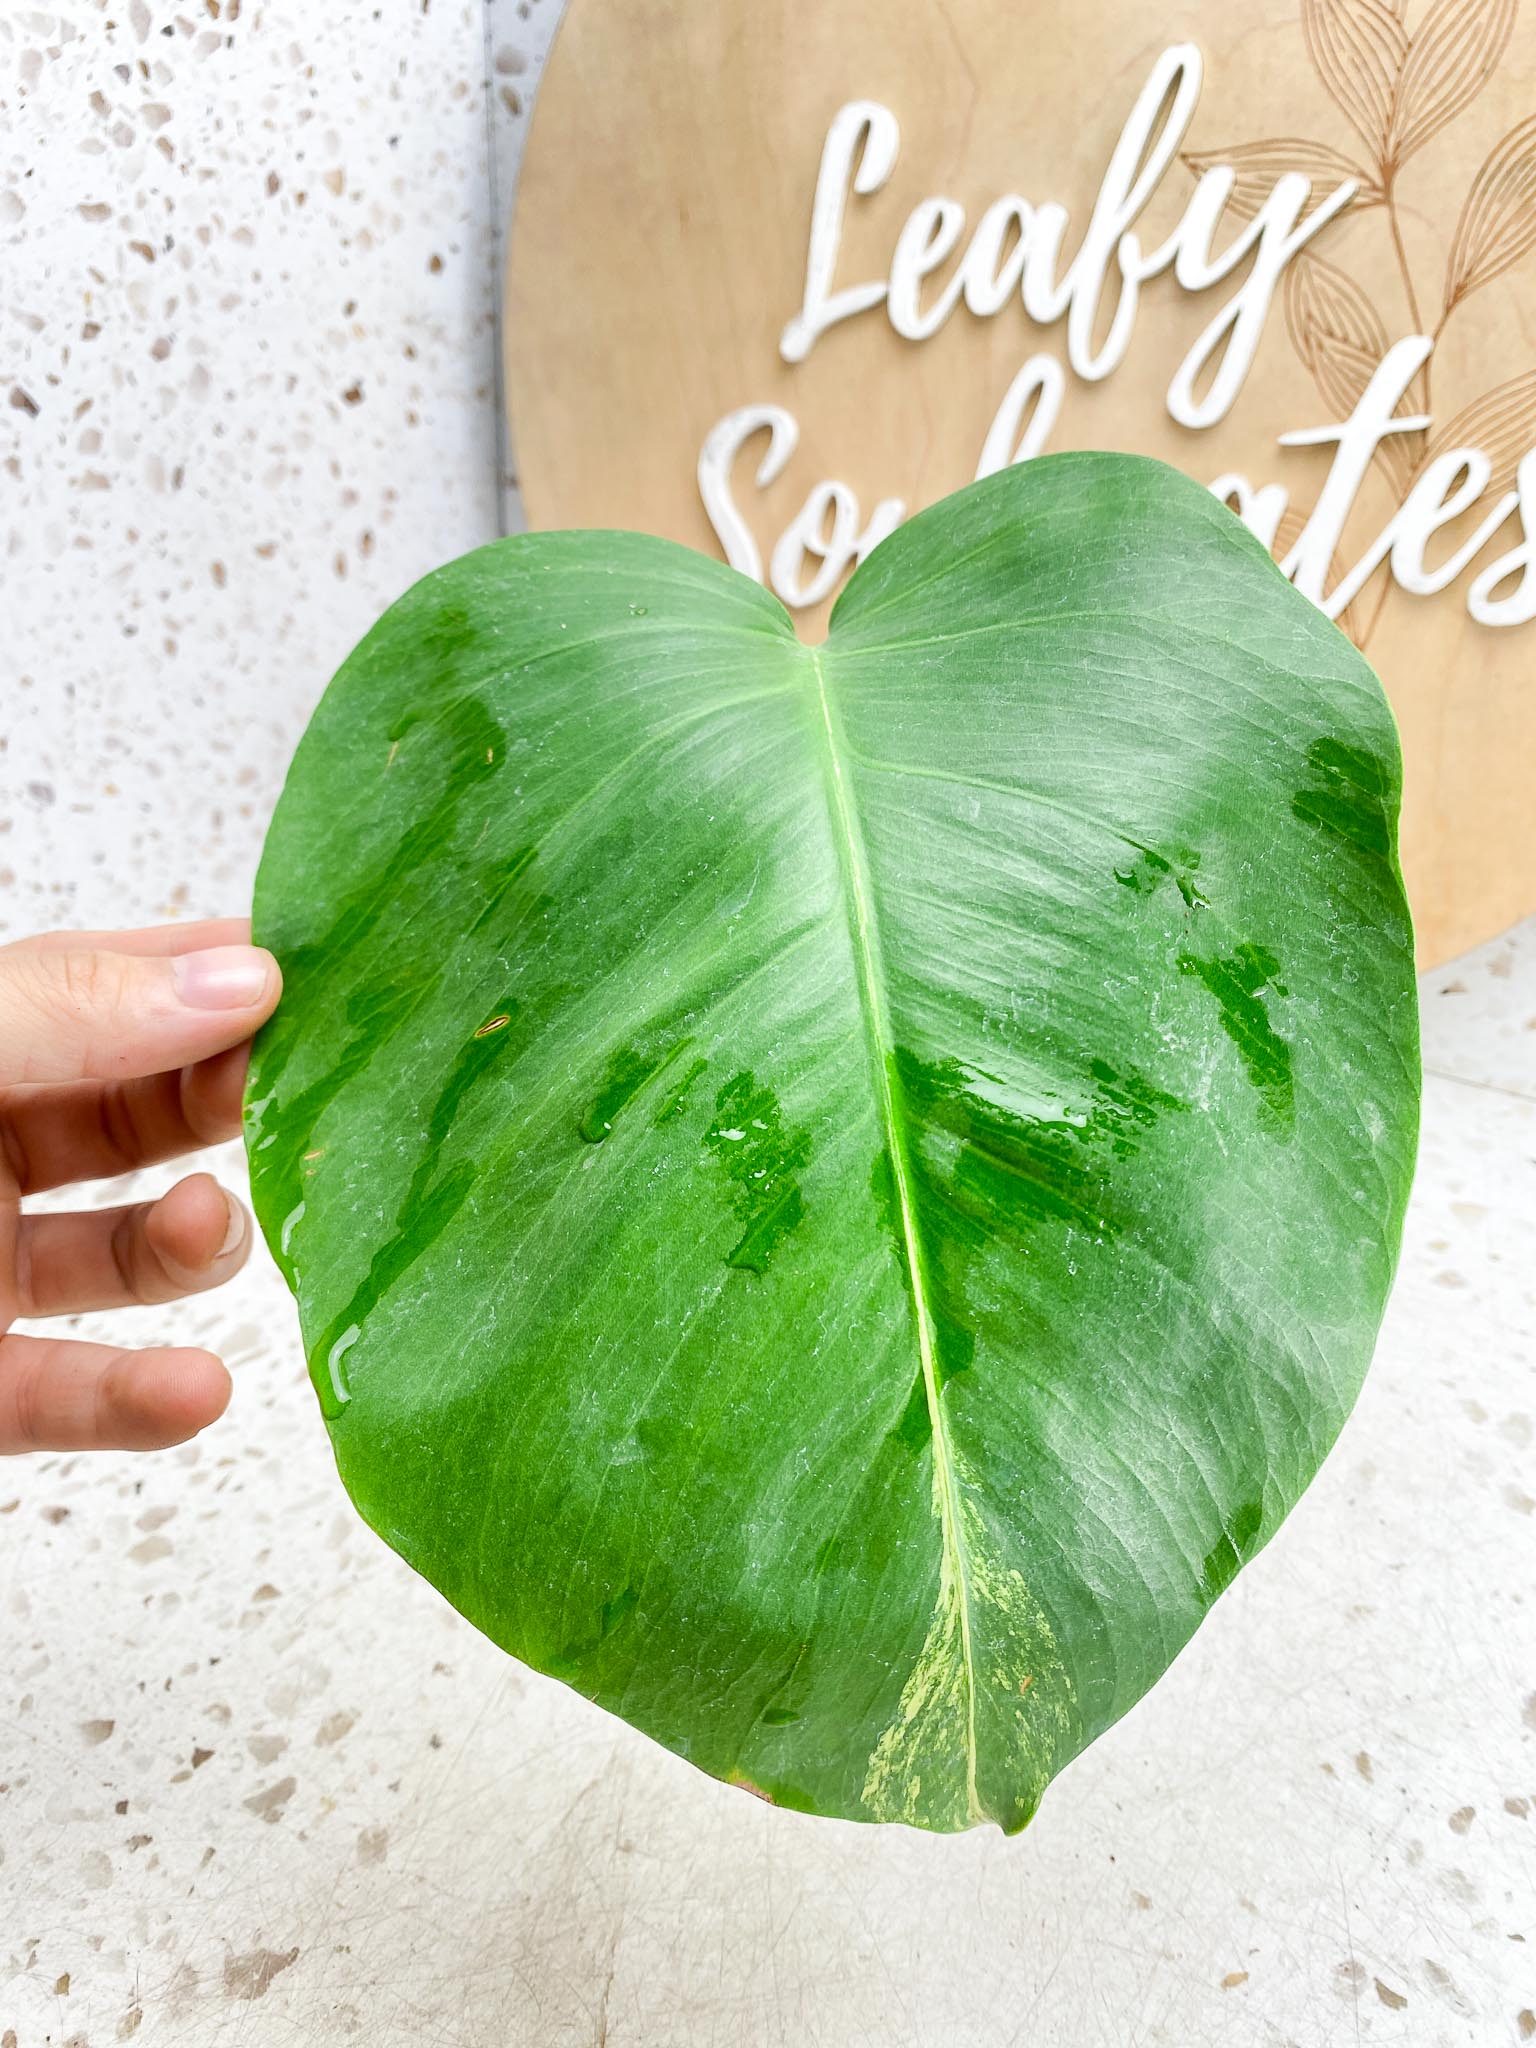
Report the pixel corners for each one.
[218,1192,248,1259]
[172,946,274,1010]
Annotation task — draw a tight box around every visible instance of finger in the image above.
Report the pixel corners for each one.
[1,1042,250,1194]
[0,939,280,1086]
[0,1333,231,1453]
[14,918,253,958]
[15,1172,250,1317]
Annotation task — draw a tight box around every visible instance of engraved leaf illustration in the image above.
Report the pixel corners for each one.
[1385,0,1518,171]
[1418,368,1536,494]
[1443,112,1536,313]
[1274,506,1367,647]
[1302,0,1410,160]
[1180,139,1385,222]
[1285,254,1424,492]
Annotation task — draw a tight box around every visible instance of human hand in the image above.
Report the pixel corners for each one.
[0,920,281,1453]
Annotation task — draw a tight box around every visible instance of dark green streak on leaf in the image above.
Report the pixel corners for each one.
[1085,1058,1191,1157]
[547,1584,641,1683]
[1292,737,1392,858]
[653,1055,709,1127]
[251,696,508,1122]
[892,1051,1189,1387]
[1199,1497,1265,1604]
[581,935,828,1151]
[250,718,543,1305]
[1114,843,1207,910]
[750,1641,814,1735]
[580,1038,692,1143]
[389,604,476,688]
[252,980,432,1286]
[1114,848,1169,895]
[600,1586,638,1637]
[894,1053,1187,1235]
[307,1004,519,1414]
[291,699,505,993]
[703,1073,811,1274]
[465,843,543,940]
[1178,943,1295,1131]
[580,1046,656,1143]
[888,1369,934,1450]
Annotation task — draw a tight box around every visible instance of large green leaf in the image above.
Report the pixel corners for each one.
[245,453,1419,1833]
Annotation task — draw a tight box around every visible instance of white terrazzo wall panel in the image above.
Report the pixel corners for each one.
[1,0,504,939]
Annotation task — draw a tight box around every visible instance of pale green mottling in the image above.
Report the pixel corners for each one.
[862,1467,1076,1830]
[861,1509,974,1827]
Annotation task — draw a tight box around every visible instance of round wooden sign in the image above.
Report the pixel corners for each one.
[505,0,1536,968]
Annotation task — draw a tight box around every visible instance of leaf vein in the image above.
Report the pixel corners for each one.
[805,642,982,1822]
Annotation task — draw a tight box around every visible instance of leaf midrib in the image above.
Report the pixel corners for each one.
[804,641,981,1819]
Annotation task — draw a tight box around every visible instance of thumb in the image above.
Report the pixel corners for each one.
[0,942,282,1086]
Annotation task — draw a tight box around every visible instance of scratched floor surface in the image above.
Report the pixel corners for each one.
[2,5,1533,2044]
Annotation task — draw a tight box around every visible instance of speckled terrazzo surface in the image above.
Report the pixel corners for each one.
[1,5,1533,2044]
